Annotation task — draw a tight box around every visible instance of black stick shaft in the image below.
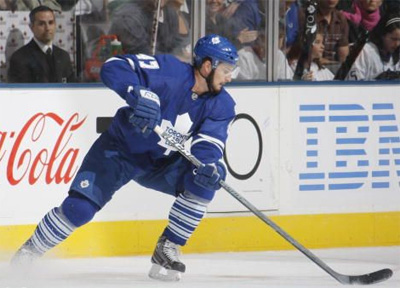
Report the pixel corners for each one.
[293,0,318,80]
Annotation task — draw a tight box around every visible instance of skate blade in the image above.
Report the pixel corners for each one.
[148,264,182,282]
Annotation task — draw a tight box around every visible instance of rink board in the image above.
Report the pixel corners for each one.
[0,211,399,259]
[0,83,399,257]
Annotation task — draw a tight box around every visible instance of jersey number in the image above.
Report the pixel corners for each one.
[349,71,358,81]
[137,54,160,69]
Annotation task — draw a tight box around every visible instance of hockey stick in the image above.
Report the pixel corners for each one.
[293,0,318,80]
[334,29,369,80]
[154,125,393,285]
[150,0,162,55]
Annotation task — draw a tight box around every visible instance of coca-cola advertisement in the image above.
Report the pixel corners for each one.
[0,88,119,225]
[1,112,86,186]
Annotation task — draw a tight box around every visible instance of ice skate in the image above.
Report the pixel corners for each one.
[148,235,185,281]
[10,241,41,267]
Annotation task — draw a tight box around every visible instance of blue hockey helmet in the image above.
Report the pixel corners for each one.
[194,34,239,68]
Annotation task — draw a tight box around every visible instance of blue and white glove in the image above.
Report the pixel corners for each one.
[194,161,227,191]
[127,86,161,138]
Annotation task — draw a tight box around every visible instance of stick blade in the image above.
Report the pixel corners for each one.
[339,268,393,285]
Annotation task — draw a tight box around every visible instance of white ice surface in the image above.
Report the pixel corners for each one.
[0,246,399,288]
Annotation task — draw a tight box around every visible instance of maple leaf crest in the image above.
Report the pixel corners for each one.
[158,113,193,155]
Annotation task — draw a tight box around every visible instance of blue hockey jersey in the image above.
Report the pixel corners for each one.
[100,53,236,169]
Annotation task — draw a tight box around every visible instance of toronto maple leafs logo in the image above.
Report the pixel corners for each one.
[80,180,90,188]
[307,4,316,14]
[158,113,193,155]
[211,36,221,45]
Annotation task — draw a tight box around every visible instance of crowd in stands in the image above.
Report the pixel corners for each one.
[0,0,399,83]
[280,0,400,81]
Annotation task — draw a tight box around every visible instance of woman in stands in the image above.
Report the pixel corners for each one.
[345,12,400,80]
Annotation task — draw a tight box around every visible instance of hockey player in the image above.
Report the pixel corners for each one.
[10,34,239,281]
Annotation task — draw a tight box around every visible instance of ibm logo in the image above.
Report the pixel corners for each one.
[299,103,400,191]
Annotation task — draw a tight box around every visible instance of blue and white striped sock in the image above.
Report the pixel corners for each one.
[164,192,208,246]
[28,207,76,255]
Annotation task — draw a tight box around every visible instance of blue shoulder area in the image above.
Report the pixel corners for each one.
[146,54,194,92]
[154,54,192,77]
[207,88,236,120]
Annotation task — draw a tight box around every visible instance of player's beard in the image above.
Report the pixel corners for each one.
[211,82,222,94]
[207,70,222,95]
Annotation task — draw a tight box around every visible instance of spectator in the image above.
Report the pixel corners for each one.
[341,0,382,31]
[381,0,400,17]
[284,0,307,50]
[229,0,261,37]
[229,0,261,47]
[232,0,265,80]
[287,29,334,81]
[316,0,349,74]
[276,21,293,81]
[339,0,383,46]
[206,0,233,40]
[345,12,400,80]
[206,0,264,80]
[108,0,191,61]
[206,0,261,47]
[0,0,61,12]
[206,0,253,48]
[277,48,294,81]
[108,1,155,55]
[156,0,191,62]
[7,6,75,83]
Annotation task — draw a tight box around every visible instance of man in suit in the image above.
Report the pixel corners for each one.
[7,5,75,83]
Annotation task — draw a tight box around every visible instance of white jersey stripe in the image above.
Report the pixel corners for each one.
[191,138,224,155]
[168,222,192,239]
[29,208,76,255]
[165,193,209,244]
[197,133,225,149]
[104,57,124,63]
[37,222,60,245]
[173,203,205,221]
[169,219,192,235]
[193,133,224,149]
[39,220,64,244]
[177,194,208,209]
[126,58,136,71]
[31,234,47,254]
[46,215,69,239]
[50,209,75,234]
[170,208,198,228]
[171,205,201,222]
[176,196,207,213]
[33,225,52,251]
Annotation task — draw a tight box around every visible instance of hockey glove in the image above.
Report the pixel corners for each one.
[194,161,227,191]
[128,86,161,138]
